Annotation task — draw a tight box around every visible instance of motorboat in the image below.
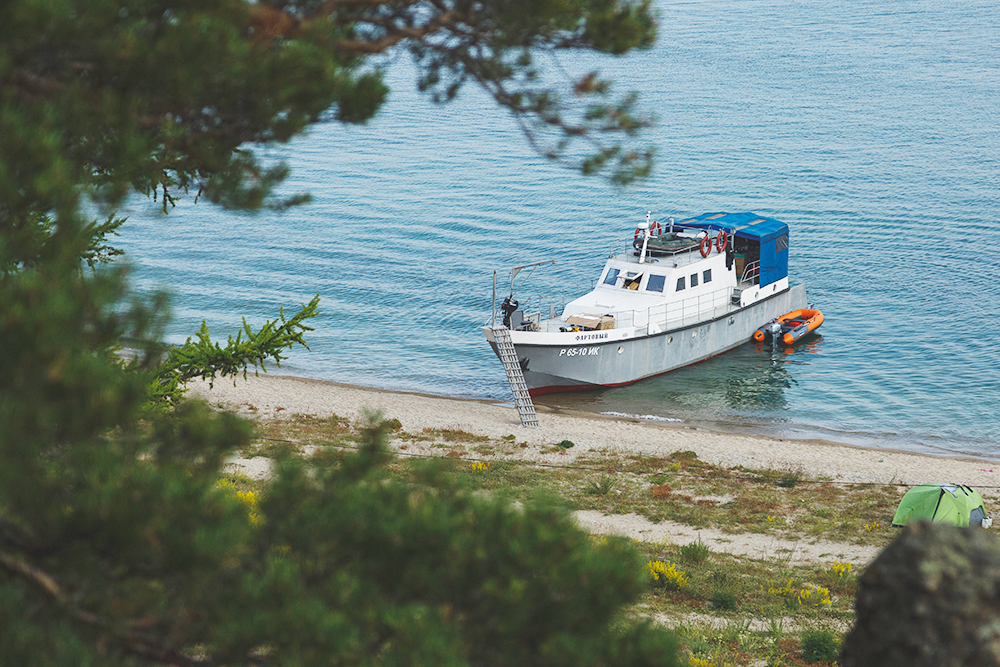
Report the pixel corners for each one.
[753,308,824,345]
[483,211,809,396]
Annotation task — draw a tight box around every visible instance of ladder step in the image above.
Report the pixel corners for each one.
[491,326,539,427]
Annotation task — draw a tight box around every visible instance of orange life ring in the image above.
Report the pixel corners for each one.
[716,230,728,252]
[650,221,662,236]
[634,227,642,240]
[699,235,712,258]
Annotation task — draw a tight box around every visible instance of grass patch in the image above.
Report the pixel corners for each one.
[422,427,490,443]
[679,536,711,565]
[585,474,616,496]
[709,589,737,611]
[239,408,907,667]
[801,628,841,663]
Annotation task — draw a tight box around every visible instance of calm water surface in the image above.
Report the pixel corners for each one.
[117,0,1000,457]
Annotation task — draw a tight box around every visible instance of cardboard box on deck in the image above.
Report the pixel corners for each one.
[565,315,615,330]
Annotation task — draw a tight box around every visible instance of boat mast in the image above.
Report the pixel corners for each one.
[637,211,651,264]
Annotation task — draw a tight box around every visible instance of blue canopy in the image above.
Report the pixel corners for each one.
[677,212,789,287]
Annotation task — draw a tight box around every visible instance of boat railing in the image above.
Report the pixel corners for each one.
[490,283,736,335]
[614,236,710,268]
[740,260,760,285]
[487,284,594,331]
[635,286,735,335]
[559,285,736,336]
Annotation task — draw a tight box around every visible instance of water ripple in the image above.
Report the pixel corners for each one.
[116,0,1000,456]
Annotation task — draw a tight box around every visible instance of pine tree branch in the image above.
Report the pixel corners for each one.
[0,551,203,666]
[0,551,63,601]
[143,295,321,408]
[336,11,457,54]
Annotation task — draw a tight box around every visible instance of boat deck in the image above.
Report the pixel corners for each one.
[524,280,762,335]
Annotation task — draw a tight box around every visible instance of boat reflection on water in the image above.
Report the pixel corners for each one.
[533,334,825,430]
[776,333,823,357]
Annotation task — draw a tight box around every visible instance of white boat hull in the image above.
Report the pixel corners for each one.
[484,284,807,396]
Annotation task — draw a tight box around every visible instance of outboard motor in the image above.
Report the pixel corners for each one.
[501,297,519,328]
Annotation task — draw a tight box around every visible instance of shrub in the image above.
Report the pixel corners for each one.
[679,536,710,565]
[556,439,574,449]
[778,468,801,488]
[797,582,832,607]
[801,628,840,663]
[217,479,262,525]
[764,578,798,606]
[651,483,672,499]
[822,560,852,589]
[709,589,737,611]
[586,474,615,496]
[647,560,689,591]
[380,417,403,431]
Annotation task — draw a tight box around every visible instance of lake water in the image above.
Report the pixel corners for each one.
[117,0,1000,458]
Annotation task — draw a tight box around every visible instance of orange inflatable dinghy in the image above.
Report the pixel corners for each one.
[753,308,824,345]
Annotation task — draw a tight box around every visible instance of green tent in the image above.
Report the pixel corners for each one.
[892,484,991,528]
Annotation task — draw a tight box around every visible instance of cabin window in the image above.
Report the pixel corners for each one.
[623,274,642,290]
[776,234,789,252]
[675,276,685,291]
[703,269,712,284]
[690,273,699,287]
[603,268,620,286]
[646,274,666,293]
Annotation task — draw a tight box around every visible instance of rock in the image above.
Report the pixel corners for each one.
[841,521,1000,667]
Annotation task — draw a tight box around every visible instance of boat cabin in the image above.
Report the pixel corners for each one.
[681,211,789,288]
[546,212,791,334]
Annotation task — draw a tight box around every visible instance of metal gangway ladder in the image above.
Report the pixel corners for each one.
[490,326,539,427]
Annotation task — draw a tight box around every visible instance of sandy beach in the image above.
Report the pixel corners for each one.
[190,373,1000,565]
[191,373,1000,487]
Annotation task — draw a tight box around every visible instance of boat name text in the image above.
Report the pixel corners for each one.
[559,347,600,357]
[575,333,609,341]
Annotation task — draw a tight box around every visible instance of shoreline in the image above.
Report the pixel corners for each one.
[189,373,1000,492]
[261,365,995,461]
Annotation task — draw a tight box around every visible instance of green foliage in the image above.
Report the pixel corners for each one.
[586,474,616,496]
[679,536,711,565]
[557,439,575,449]
[145,294,321,409]
[0,252,255,665]
[0,2,668,664]
[821,560,855,594]
[797,583,833,607]
[380,417,404,431]
[778,468,803,488]
[0,0,657,240]
[0,225,680,665]
[0,210,125,273]
[801,628,840,663]
[709,589,737,611]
